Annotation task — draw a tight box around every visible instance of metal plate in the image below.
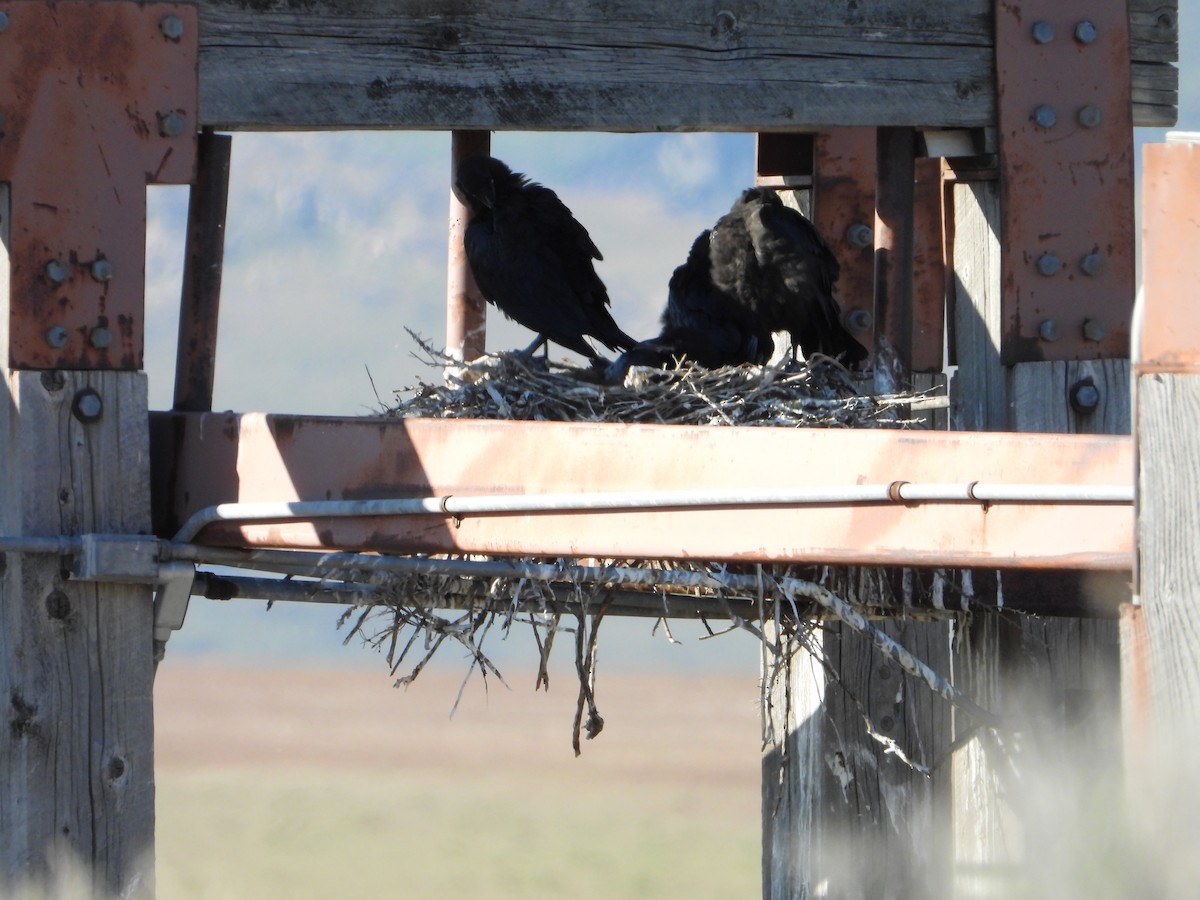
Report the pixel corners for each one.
[151,413,1134,571]
[813,129,876,353]
[0,1,197,370]
[1138,139,1200,373]
[994,1,1135,364]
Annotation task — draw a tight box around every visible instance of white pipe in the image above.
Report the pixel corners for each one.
[172,481,1135,543]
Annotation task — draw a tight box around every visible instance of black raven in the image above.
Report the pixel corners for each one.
[452,155,636,361]
[723,187,868,367]
[606,229,773,378]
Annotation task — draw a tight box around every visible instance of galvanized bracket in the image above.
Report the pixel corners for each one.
[994,1,1136,364]
[66,533,195,645]
[0,1,197,371]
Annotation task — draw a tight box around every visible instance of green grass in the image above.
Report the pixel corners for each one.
[156,768,759,899]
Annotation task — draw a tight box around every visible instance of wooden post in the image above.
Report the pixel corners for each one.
[1131,136,1200,777]
[1,170,156,895]
[947,178,1128,894]
[0,371,157,896]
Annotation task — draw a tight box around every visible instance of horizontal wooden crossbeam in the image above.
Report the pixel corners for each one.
[150,412,1133,571]
[196,0,1178,131]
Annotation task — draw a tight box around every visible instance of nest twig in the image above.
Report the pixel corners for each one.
[390,329,938,429]
[334,332,974,759]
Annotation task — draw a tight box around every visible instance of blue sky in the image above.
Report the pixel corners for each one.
[147,8,1197,668]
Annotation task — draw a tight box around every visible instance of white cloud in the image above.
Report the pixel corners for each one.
[145,131,757,414]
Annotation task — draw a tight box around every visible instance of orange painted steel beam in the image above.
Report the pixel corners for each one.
[0,1,197,370]
[150,413,1133,570]
[1139,138,1200,374]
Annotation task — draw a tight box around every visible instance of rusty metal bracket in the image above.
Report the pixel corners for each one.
[811,129,877,354]
[0,1,197,371]
[994,2,1135,364]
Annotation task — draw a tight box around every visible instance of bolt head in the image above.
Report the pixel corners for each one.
[90,258,113,282]
[844,308,873,333]
[88,327,112,350]
[72,388,103,424]
[1082,319,1107,342]
[160,14,184,40]
[1075,20,1098,44]
[846,223,873,249]
[1080,252,1104,276]
[1031,20,1055,43]
[1036,253,1061,277]
[1077,105,1102,129]
[1033,105,1057,129]
[44,258,68,284]
[158,111,185,138]
[1069,380,1101,414]
[44,325,69,349]
[1038,320,1061,342]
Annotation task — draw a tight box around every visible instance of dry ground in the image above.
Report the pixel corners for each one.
[154,663,764,898]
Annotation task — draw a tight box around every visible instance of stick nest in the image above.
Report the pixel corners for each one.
[387,331,937,429]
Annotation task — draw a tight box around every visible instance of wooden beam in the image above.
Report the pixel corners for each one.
[194,0,1177,131]
[0,371,156,894]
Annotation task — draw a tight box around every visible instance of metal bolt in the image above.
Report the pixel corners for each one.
[845,308,873,334]
[44,325,69,349]
[44,258,68,284]
[1069,378,1100,414]
[1031,20,1055,43]
[158,111,184,138]
[1080,252,1104,276]
[878,715,896,732]
[0,11,9,33]
[1077,105,1102,129]
[71,388,103,424]
[1038,319,1061,342]
[846,223,873,248]
[90,258,113,282]
[1036,253,1061,276]
[1033,105,1057,128]
[88,327,112,350]
[159,14,184,40]
[1074,20,1098,44]
[1082,319,1107,342]
[714,10,737,34]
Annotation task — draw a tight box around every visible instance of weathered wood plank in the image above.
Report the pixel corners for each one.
[1136,373,1200,729]
[762,618,952,899]
[0,371,155,895]
[194,0,1176,131]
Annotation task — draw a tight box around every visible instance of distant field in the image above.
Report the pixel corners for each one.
[154,664,764,899]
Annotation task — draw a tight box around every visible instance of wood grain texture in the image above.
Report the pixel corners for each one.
[194,0,1177,131]
[1136,374,1200,728]
[950,181,1006,432]
[0,371,155,896]
[762,619,952,899]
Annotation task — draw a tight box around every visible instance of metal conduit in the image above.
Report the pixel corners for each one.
[172,481,1135,543]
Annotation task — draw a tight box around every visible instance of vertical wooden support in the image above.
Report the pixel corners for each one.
[446,130,490,364]
[0,371,156,896]
[174,130,233,412]
[762,619,952,899]
[947,180,1129,894]
[1134,137,1200,748]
